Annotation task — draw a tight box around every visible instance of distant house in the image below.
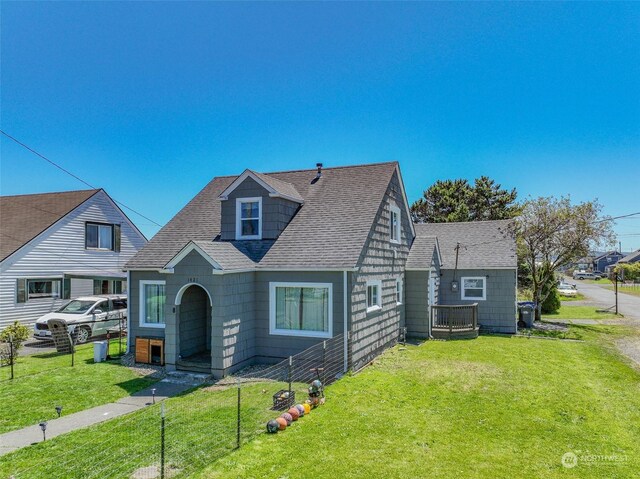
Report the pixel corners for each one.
[592,251,624,273]
[618,249,640,265]
[125,162,518,378]
[0,189,147,329]
[574,257,593,271]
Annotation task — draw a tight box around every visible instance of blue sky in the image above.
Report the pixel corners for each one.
[2,2,639,248]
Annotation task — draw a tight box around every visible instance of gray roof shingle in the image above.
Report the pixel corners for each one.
[414,219,516,269]
[406,236,439,270]
[619,249,640,264]
[0,189,98,261]
[125,162,399,270]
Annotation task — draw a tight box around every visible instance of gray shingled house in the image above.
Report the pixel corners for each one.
[124,162,517,377]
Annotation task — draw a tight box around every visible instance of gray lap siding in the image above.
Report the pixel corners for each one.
[438,268,517,333]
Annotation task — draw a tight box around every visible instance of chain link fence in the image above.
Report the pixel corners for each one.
[0,315,127,381]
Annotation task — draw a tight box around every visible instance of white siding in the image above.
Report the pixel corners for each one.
[0,191,146,329]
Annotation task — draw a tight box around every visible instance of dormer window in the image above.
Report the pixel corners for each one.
[390,204,401,244]
[236,197,262,240]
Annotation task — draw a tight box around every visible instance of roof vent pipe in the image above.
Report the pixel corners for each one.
[315,163,323,179]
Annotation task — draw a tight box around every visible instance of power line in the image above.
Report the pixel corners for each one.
[0,129,164,228]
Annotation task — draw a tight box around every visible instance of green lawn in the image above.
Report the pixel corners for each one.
[603,285,640,297]
[3,328,639,479]
[198,327,640,479]
[0,380,296,479]
[0,341,156,434]
[542,304,620,320]
[559,292,586,301]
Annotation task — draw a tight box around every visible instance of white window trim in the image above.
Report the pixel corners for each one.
[235,197,262,240]
[395,276,403,305]
[139,280,166,328]
[461,276,487,301]
[366,279,383,313]
[269,282,333,339]
[390,204,401,244]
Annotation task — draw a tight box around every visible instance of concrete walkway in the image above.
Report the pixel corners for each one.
[0,374,203,456]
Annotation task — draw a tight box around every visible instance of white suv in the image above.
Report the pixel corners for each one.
[572,271,600,280]
[33,295,127,344]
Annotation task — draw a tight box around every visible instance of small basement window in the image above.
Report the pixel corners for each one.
[366,280,382,312]
[461,277,486,301]
[235,197,262,240]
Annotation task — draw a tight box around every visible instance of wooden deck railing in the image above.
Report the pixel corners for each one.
[431,304,479,339]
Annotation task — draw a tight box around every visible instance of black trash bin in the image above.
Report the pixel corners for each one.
[517,302,536,328]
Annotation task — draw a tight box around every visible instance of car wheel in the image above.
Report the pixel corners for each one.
[75,326,91,344]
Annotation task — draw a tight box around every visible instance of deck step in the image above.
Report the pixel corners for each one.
[431,328,479,340]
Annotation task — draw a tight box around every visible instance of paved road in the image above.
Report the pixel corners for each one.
[570,280,640,320]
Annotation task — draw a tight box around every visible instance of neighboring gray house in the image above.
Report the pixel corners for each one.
[408,220,517,334]
[592,251,624,273]
[618,249,640,265]
[0,189,147,330]
[125,162,517,377]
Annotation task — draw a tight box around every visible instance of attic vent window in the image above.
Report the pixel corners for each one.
[236,197,262,240]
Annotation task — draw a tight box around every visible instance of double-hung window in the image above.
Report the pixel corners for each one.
[395,277,403,305]
[461,277,486,301]
[86,222,120,251]
[140,280,166,328]
[236,197,262,239]
[366,280,382,312]
[270,282,332,338]
[390,205,401,244]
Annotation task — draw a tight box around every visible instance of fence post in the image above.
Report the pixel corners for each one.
[160,403,165,479]
[287,356,293,407]
[119,316,123,357]
[343,332,349,373]
[9,334,15,380]
[236,380,241,449]
[322,341,326,384]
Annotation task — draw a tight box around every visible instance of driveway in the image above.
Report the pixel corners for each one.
[571,280,640,320]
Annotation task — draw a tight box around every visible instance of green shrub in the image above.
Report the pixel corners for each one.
[0,321,31,364]
[541,281,561,314]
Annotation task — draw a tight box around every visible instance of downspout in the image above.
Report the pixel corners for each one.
[343,270,348,373]
[126,270,131,353]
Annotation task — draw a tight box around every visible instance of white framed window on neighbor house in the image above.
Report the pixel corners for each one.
[461,277,486,301]
[366,279,383,312]
[269,282,332,338]
[139,280,166,328]
[390,204,401,244]
[235,197,262,240]
[395,276,403,305]
[86,222,120,251]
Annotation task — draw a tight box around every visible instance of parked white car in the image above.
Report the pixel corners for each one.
[33,295,127,344]
[557,284,578,297]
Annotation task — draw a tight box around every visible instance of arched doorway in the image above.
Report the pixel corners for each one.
[178,284,211,362]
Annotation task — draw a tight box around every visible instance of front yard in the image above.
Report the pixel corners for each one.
[0,342,156,434]
[3,324,639,479]
[199,326,639,478]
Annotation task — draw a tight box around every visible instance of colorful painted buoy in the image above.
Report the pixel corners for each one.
[266,419,279,433]
[275,417,287,430]
[280,412,293,426]
[288,407,300,420]
[303,403,311,414]
[295,404,305,417]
